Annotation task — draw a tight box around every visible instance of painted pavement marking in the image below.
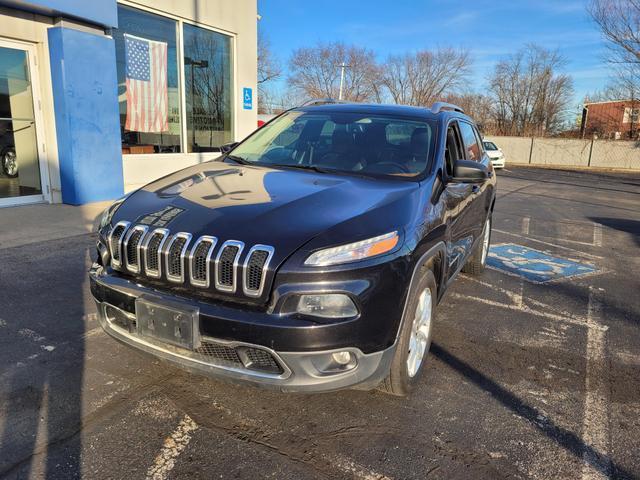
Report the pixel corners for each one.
[493,228,602,259]
[581,287,612,480]
[487,243,597,283]
[592,223,603,247]
[521,216,531,235]
[145,414,199,480]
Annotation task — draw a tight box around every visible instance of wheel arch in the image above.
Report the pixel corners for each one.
[392,240,446,345]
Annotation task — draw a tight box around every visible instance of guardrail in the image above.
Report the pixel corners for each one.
[484,136,640,170]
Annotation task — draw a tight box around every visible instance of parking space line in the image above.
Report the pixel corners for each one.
[326,454,392,480]
[493,229,602,259]
[145,414,199,480]
[521,217,530,235]
[448,292,601,330]
[581,288,611,480]
[592,223,603,247]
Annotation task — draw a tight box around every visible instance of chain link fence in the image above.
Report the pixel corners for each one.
[485,136,640,170]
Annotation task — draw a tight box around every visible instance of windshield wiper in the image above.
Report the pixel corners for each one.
[225,154,252,165]
[270,163,334,174]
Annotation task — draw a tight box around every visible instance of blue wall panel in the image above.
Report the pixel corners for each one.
[48,27,123,205]
[0,0,117,28]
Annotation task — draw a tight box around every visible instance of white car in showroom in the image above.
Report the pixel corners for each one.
[483,140,505,169]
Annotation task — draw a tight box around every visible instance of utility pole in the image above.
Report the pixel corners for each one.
[338,62,350,100]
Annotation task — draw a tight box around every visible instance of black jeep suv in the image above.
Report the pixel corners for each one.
[90,101,496,396]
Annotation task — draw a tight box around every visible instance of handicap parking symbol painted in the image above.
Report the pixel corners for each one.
[487,243,597,283]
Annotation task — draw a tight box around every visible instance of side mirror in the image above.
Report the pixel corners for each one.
[452,160,489,183]
[220,142,238,154]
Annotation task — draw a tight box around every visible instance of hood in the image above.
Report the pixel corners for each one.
[113,161,420,267]
[486,150,503,159]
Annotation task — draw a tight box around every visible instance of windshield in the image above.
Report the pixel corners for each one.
[229,110,436,179]
[483,141,498,150]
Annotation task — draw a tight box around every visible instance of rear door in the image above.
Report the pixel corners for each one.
[458,120,492,244]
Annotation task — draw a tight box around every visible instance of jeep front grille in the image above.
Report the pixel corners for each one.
[107,225,274,297]
[109,221,130,268]
[243,245,275,297]
[142,228,169,278]
[164,232,192,283]
[215,241,244,292]
[189,236,217,287]
[124,225,148,273]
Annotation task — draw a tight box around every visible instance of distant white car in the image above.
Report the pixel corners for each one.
[483,141,505,169]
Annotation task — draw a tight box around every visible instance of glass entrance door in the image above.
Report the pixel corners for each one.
[0,42,45,206]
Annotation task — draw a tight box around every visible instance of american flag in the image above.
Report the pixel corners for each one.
[124,34,168,133]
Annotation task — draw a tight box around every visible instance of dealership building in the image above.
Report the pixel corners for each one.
[0,0,258,207]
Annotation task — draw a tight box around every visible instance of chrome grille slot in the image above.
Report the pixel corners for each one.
[124,225,148,274]
[142,228,169,278]
[164,232,192,283]
[242,245,275,297]
[189,236,217,287]
[108,221,130,269]
[215,240,244,292]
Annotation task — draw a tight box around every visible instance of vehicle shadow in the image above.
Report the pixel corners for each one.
[588,216,640,247]
[0,234,92,479]
[429,342,633,480]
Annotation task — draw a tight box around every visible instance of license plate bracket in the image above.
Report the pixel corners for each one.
[135,295,200,350]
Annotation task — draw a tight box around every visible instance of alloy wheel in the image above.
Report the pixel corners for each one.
[481,218,491,265]
[3,150,17,176]
[406,287,433,377]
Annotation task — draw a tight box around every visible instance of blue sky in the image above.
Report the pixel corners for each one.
[258,0,609,109]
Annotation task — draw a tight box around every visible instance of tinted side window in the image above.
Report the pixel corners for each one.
[473,126,485,156]
[458,122,481,161]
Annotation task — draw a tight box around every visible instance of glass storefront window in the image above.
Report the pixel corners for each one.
[0,46,42,200]
[114,5,181,154]
[183,23,233,152]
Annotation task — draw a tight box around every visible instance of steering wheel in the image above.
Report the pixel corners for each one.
[366,162,410,174]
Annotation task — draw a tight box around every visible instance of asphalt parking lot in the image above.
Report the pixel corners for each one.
[0,166,639,480]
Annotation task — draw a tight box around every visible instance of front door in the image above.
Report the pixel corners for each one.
[0,39,48,207]
[443,121,477,280]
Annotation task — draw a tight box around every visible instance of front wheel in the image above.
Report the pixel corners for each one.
[2,148,18,178]
[379,268,437,396]
[462,215,491,275]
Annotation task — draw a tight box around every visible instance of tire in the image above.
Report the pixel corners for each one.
[462,215,491,275]
[379,267,437,396]
[2,148,18,178]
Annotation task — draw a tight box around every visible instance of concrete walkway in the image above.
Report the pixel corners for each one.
[0,200,112,249]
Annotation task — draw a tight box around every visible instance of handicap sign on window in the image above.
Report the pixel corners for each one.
[243,87,252,110]
[487,243,597,283]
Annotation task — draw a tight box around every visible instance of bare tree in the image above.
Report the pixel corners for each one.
[589,0,640,137]
[288,42,379,102]
[488,45,573,136]
[257,31,282,114]
[380,48,471,106]
[443,93,494,131]
[589,0,640,69]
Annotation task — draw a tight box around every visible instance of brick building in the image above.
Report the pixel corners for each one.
[580,100,640,140]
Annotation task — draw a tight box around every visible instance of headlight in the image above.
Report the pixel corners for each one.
[304,231,399,266]
[98,195,128,230]
[296,294,358,318]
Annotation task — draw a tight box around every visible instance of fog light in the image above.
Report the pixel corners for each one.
[332,351,353,365]
[311,350,358,374]
[296,294,358,319]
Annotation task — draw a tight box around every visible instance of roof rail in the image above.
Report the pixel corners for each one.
[430,102,465,114]
[300,98,349,107]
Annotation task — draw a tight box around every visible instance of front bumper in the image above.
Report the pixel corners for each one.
[490,157,505,168]
[90,265,395,392]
